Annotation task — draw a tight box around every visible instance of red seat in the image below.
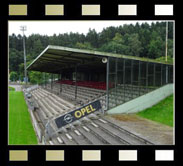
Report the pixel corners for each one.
[56,80,107,90]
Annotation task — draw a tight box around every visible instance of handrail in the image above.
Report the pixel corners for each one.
[44,95,106,141]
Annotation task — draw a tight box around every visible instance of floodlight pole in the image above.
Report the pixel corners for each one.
[165,22,168,62]
[20,26,27,85]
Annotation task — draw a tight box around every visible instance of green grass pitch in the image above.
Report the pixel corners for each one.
[9,91,38,145]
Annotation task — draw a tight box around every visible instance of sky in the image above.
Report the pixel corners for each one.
[8,20,164,36]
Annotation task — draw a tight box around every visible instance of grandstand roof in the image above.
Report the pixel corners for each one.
[27,45,172,73]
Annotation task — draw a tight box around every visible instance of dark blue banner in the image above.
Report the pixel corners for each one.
[55,100,101,128]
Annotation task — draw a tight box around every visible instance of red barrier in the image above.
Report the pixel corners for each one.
[56,80,108,90]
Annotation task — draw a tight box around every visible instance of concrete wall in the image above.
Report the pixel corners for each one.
[107,84,173,114]
[30,110,42,142]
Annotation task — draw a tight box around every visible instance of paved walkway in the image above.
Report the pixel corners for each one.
[105,114,173,145]
[9,85,22,91]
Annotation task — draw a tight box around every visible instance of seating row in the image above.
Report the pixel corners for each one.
[57,80,107,90]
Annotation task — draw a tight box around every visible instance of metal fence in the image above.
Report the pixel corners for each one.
[39,57,173,111]
[107,57,173,109]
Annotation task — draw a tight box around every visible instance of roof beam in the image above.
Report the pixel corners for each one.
[45,52,90,61]
[41,56,80,64]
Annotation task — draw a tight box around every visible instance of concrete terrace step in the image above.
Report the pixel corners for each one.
[66,130,92,145]
[37,100,54,118]
[51,93,76,108]
[85,123,124,145]
[59,134,78,145]
[101,117,153,145]
[77,127,106,145]
[44,97,64,114]
[47,96,69,112]
[41,99,59,116]
[93,119,143,145]
[63,87,101,98]
[28,86,156,145]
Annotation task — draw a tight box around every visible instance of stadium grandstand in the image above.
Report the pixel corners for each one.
[25,45,173,145]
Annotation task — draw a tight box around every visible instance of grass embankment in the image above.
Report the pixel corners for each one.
[9,91,38,145]
[137,95,174,127]
[9,86,15,91]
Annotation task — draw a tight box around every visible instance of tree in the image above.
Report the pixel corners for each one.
[127,33,143,57]
[75,42,93,50]
[147,36,164,59]
[9,21,174,78]
[99,32,130,54]
[33,38,44,56]
[98,26,117,47]
[86,29,99,48]
[18,63,25,81]
[167,39,173,58]
[112,33,124,44]
[9,48,23,71]
[29,71,43,84]
[10,71,18,81]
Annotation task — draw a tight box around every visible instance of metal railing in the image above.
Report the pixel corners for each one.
[43,95,107,142]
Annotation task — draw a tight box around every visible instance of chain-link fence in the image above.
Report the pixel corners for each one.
[107,57,173,109]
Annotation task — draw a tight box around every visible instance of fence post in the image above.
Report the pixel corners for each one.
[115,58,118,106]
[131,60,134,98]
[153,63,156,87]
[146,62,149,92]
[123,59,126,102]
[138,61,141,96]
[106,57,109,110]
[75,65,78,100]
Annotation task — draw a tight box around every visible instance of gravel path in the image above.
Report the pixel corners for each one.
[105,114,174,145]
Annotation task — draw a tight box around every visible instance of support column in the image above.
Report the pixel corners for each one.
[115,58,118,106]
[138,61,141,96]
[41,72,43,87]
[146,62,149,92]
[166,65,169,84]
[170,65,172,83]
[161,64,163,86]
[153,63,156,87]
[106,57,109,110]
[75,65,78,100]
[51,73,53,92]
[131,60,134,98]
[44,73,46,89]
[60,71,62,95]
[169,65,171,83]
[123,59,126,102]
[44,72,46,88]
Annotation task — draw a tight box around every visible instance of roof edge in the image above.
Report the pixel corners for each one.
[46,45,173,65]
[27,45,50,70]
[27,45,173,71]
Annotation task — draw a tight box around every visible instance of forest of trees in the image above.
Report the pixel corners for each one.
[9,22,174,83]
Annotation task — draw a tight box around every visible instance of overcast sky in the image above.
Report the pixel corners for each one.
[8,20,165,36]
